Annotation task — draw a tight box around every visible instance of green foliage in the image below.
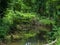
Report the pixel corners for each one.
[2,10,40,39]
[40,19,55,25]
[0,0,60,44]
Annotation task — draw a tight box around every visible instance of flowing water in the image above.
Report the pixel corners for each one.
[0,34,56,45]
[0,37,56,45]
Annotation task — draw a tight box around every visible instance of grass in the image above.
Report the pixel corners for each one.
[55,37,60,45]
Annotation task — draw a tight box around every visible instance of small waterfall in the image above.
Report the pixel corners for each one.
[25,42,31,45]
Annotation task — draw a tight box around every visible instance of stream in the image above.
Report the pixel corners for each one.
[0,35,56,45]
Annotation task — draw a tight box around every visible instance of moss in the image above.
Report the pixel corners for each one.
[40,19,55,25]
